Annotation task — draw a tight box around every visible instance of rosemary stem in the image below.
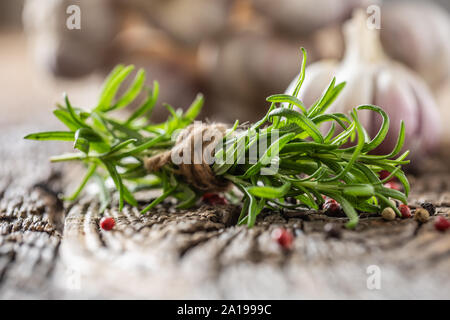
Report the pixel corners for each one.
[50,153,89,162]
[140,185,176,214]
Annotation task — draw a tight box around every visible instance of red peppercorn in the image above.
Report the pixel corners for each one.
[384,181,401,191]
[399,204,411,219]
[434,216,450,232]
[201,193,228,205]
[378,170,391,180]
[272,228,294,249]
[379,170,400,183]
[325,198,338,205]
[100,217,115,231]
[324,201,340,212]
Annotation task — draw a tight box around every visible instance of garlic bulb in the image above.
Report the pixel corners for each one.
[251,0,378,36]
[380,1,450,89]
[435,79,450,145]
[23,0,118,78]
[286,10,442,162]
[118,0,232,46]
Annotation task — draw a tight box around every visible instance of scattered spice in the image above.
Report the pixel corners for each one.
[420,202,436,216]
[414,208,430,223]
[324,223,341,239]
[390,199,399,208]
[434,216,450,232]
[286,197,298,205]
[319,195,330,209]
[323,200,344,217]
[201,193,228,205]
[378,170,391,180]
[399,204,412,219]
[100,217,115,231]
[272,228,294,249]
[378,170,399,182]
[381,207,396,221]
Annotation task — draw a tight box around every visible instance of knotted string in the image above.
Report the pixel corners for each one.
[144,123,230,192]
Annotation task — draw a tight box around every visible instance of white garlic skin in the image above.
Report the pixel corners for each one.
[435,79,450,145]
[380,1,450,89]
[251,0,379,36]
[286,10,442,161]
[118,0,232,46]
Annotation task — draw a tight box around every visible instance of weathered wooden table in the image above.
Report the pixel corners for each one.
[1,32,449,299]
[1,118,449,299]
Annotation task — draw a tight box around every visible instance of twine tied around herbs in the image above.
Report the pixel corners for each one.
[144,123,231,192]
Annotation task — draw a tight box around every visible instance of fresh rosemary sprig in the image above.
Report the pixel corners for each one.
[25,49,410,228]
[25,64,204,212]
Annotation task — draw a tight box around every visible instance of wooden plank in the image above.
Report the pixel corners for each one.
[0,123,450,299]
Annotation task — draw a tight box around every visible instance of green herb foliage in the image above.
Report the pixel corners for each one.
[25,64,203,212]
[25,49,410,228]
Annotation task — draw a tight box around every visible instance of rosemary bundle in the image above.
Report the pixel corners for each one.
[25,49,410,228]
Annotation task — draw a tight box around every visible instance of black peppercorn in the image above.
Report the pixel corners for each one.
[324,201,346,217]
[286,197,297,205]
[420,202,435,216]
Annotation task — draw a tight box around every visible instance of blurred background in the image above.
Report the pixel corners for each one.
[0,0,449,145]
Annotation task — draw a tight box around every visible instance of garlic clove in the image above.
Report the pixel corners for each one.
[332,64,375,111]
[372,67,420,155]
[285,60,337,109]
[331,65,376,137]
[284,9,442,165]
[380,1,450,88]
[401,68,442,155]
[435,79,450,146]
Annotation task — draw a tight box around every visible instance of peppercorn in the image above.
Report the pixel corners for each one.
[324,223,341,239]
[100,217,115,231]
[420,202,436,216]
[399,204,411,219]
[272,228,294,249]
[381,207,396,221]
[390,199,399,208]
[286,197,297,205]
[378,170,391,180]
[414,208,430,223]
[384,181,401,191]
[201,193,228,205]
[434,216,450,232]
[323,200,344,217]
[325,198,337,204]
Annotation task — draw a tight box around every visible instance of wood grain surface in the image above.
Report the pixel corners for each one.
[1,120,449,299]
[0,32,449,299]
